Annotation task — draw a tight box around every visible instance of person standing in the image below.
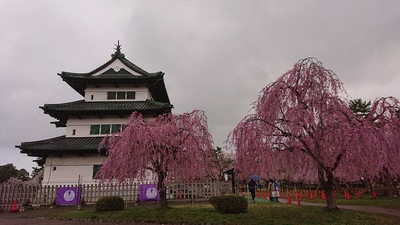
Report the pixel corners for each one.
[273,180,279,202]
[248,179,257,203]
[267,179,274,201]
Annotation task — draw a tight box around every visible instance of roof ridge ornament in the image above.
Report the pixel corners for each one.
[111,40,125,58]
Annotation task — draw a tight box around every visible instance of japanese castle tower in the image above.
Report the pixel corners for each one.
[16,42,173,185]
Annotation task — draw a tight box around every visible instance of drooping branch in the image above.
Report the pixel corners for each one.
[227,57,398,210]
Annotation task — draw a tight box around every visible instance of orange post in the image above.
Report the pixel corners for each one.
[321,190,326,200]
[296,192,301,206]
[286,192,292,204]
[348,191,351,200]
[11,200,18,213]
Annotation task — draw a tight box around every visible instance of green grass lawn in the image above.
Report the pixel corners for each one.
[29,198,400,225]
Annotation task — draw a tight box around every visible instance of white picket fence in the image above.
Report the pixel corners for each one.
[0,180,230,212]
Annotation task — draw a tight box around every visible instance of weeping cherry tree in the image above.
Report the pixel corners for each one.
[368,97,400,195]
[96,110,214,208]
[227,58,389,211]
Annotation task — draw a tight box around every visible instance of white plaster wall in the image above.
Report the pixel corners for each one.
[66,116,129,137]
[42,154,106,185]
[84,85,152,102]
[65,115,155,137]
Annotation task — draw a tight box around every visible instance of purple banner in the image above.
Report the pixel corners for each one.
[139,184,160,202]
[56,187,82,205]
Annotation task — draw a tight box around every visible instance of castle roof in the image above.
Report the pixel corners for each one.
[59,42,170,103]
[41,100,173,127]
[16,136,105,158]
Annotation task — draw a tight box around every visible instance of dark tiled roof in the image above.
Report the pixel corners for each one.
[89,50,162,76]
[16,136,105,157]
[41,100,172,113]
[59,51,170,103]
[60,69,164,81]
[40,100,173,126]
[61,50,163,77]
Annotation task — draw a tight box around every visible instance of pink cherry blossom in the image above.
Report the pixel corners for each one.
[97,110,214,208]
[228,58,398,210]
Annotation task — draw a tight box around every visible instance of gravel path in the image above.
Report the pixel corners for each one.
[278,198,400,218]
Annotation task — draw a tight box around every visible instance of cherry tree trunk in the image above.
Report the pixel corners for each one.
[157,171,168,208]
[383,167,398,196]
[318,166,338,211]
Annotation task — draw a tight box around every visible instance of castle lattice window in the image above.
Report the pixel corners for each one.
[92,165,102,179]
[127,91,136,99]
[107,92,116,99]
[90,125,100,135]
[100,124,111,134]
[90,124,123,135]
[107,91,136,100]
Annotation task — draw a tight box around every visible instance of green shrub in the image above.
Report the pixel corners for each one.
[95,196,124,212]
[209,195,248,214]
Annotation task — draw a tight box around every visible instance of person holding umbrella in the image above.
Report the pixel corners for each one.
[248,175,260,203]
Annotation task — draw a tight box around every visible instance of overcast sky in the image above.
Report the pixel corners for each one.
[1,0,399,173]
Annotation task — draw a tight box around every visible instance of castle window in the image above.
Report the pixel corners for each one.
[90,125,100,135]
[107,91,136,100]
[117,92,125,99]
[107,92,116,99]
[111,124,122,133]
[90,124,123,135]
[101,125,111,134]
[92,165,102,179]
[127,91,136,99]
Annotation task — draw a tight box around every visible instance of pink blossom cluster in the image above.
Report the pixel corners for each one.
[228,58,400,184]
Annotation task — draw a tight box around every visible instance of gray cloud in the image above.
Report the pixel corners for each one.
[1,0,399,172]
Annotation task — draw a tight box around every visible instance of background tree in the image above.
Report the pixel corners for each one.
[31,166,44,184]
[96,110,214,208]
[0,163,29,183]
[346,98,372,189]
[228,58,387,211]
[367,97,400,196]
[204,147,235,181]
[17,168,29,181]
[349,98,371,118]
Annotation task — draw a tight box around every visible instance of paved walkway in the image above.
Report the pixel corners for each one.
[244,194,400,218]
